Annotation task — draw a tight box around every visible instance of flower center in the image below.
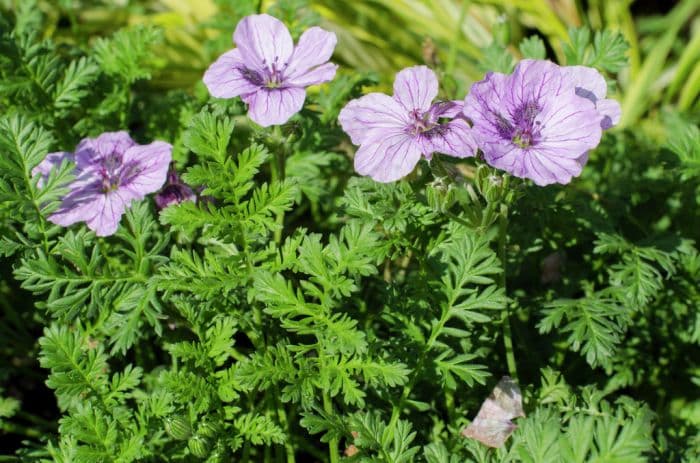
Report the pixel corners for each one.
[407,109,437,136]
[512,130,534,148]
[99,153,122,193]
[495,100,542,149]
[241,56,290,89]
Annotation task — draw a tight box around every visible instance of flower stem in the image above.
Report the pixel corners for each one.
[498,204,518,382]
[322,392,340,463]
[275,391,296,463]
[269,126,287,244]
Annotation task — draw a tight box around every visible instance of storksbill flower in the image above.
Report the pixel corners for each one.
[463,59,617,186]
[338,65,477,183]
[41,131,171,236]
[203,14,338,127]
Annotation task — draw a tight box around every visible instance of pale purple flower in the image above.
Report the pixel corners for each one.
[203,14,338,127]
[155,166,196,210]
[43,131,171,236]
[338,65,477,183]
[32,151,73,188]
[463,59,614,186]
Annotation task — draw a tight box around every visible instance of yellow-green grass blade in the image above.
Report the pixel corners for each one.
[619,0,698,128]
[666,29,700,103]
[678,62,700,111]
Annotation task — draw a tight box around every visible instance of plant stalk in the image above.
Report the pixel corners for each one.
[322,392,340,463]
[498,204,518,382]
[269,126,287,244]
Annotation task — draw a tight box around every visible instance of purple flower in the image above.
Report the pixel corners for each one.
[203,14,338,127]
[463,59,615,186]
[155,166,196,210]
[338,65,477,183]
[42,131,171,236]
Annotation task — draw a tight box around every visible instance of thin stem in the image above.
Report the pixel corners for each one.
[322,392,340,463]
[498,205,518,382]
[1,421,42,438]
[269,126,287,244]
[275,392,296,463]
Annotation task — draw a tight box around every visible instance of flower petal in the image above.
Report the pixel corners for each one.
[420,119,478,159]
[203,49,261,98]
[523,151,584,186]
[562,65,608,101]
[287,62,338,87]
[75,131,135,169]
[243,87,306,127]
[537,91,602,157]
[597,98,621,129]
[509,60,570,113]
[338,93,409,145]
[286,27,337,85]
[393,66,439,112]
[48,183,103,228]
[354,130,422,183]
[463,71,512,140]
[84,191,129,236]
[233,14,294,70]
[120,141,172,200]
[428,100,463,119]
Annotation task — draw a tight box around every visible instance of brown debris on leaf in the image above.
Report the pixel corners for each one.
[461,376,525,448]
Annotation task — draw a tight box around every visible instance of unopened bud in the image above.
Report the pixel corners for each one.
[164,415,192,440]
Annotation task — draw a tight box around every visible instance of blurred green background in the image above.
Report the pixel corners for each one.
[11,0,699,131]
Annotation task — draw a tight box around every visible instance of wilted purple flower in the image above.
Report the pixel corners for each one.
[463,59,614,186]
[32,151,73,188]
[203,14,338,127]
[338,65,477,183]
[155,166,196,210]
[43,131,171,236]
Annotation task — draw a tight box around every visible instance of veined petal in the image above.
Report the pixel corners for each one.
[338,93,409,145]
[48,183,103,228]
[234,14,294,70]
[463,71,511,138]
[75,131,135,169]
[428,100,463,119]
[562,65,608,101]
[420,119,477,159]
[354,129,422,183]
[286,27,337,83]
[243,87,306,127]
[84,191,129,237]
[510,60,570,112]
[287,62,338,87]
[121,141,172,199]
[523,151,584,186]
[393,65,439,112]
[203,49,261,98]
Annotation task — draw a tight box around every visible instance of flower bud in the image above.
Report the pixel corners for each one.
[164,415,192,440]
[493,15,511,46]
[155,165,196,210]
[188,435,211,458]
